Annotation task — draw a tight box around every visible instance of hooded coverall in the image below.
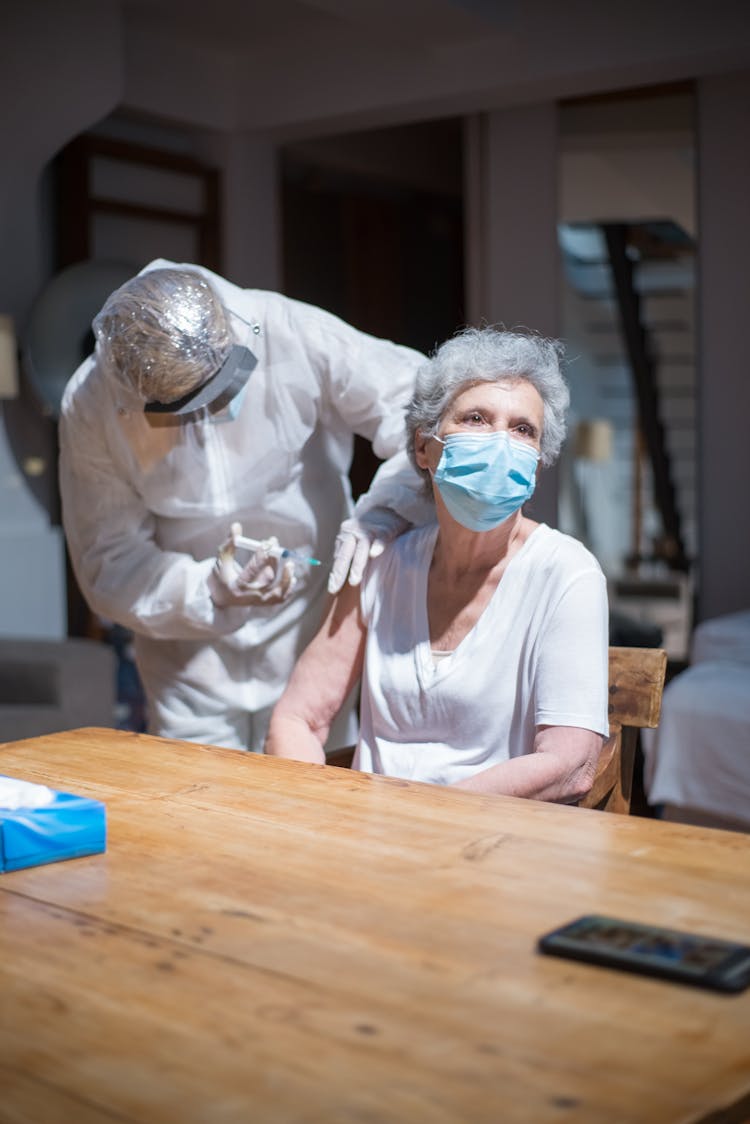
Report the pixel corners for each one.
[59,259,425,750]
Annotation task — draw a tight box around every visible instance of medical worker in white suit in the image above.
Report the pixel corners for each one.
[59,260,426,751]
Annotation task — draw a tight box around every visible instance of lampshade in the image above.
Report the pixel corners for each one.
[575,418,613,462]
[0,314,19,399]
[23,259,136,418]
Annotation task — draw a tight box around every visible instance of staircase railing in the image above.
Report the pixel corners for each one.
[601,222,689,572]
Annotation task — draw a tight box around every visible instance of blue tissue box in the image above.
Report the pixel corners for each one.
[0,776,106,872]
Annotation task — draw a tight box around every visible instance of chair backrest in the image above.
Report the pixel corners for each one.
[580,646,667,814]
[327,645,667,816]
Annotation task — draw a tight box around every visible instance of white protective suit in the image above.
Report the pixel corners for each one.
[59,259,426,751]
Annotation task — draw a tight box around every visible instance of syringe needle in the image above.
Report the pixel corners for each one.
[282,548,322,567]
[232,531,322,568]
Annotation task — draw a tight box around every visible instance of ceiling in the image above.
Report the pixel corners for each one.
[122,0,518,56]
[118,0,750,138]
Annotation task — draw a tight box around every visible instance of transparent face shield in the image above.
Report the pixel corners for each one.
[142,307,264,424]
[142,339,257,419]
[92,270,259,419]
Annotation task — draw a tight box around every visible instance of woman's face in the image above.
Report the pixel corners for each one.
[416,378,544,473]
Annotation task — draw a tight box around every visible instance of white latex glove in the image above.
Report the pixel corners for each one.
[208,525,297,608]
[328,507,411,594]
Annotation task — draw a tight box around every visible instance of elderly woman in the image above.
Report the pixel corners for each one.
[265,327,609,801]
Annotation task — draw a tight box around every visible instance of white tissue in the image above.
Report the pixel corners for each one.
[0,776,56,811]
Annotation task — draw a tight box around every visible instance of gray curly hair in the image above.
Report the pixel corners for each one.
[405,326,570,486]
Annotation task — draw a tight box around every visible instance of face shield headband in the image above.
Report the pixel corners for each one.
[143,344,257,417]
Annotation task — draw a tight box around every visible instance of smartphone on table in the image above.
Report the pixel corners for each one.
[538,914,750,993]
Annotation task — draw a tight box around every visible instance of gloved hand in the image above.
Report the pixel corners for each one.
[328,507,411,594]
[208,524,297,608]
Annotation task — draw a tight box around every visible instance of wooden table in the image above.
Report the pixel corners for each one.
[1,727,749,1123]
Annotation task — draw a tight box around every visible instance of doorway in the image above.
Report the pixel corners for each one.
[281,118,465,497]
[557,83,697,661]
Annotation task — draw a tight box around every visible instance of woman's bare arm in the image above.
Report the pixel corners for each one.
[264,581,367,762]
[454,725,603,803]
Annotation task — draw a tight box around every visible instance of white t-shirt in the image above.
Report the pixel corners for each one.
[354,522,609,785]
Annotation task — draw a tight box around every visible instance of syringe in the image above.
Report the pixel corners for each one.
[228,525,322,569]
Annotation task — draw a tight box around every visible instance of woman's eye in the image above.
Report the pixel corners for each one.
[464,412,485,424]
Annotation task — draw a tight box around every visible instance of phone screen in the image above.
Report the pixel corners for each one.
[539,915,750,990]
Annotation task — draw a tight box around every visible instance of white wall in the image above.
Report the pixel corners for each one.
[0,0,122,323]
[0,0,123,638]
[696,70,750,620]
[464,104,560,526]
[197,132,281,292]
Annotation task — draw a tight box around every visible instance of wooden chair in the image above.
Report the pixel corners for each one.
[326,645,667,816]
[580,646,667,814]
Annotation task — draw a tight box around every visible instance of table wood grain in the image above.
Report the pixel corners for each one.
[1,727,749,1124]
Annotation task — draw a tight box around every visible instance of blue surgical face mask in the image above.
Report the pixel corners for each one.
[210,379,248,424]
[432,430,539,531]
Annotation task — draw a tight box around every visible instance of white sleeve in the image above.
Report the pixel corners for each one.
[58,397,250,642]
[534,567,610,737]
[352,450,437,529]
[285,297,426,460]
